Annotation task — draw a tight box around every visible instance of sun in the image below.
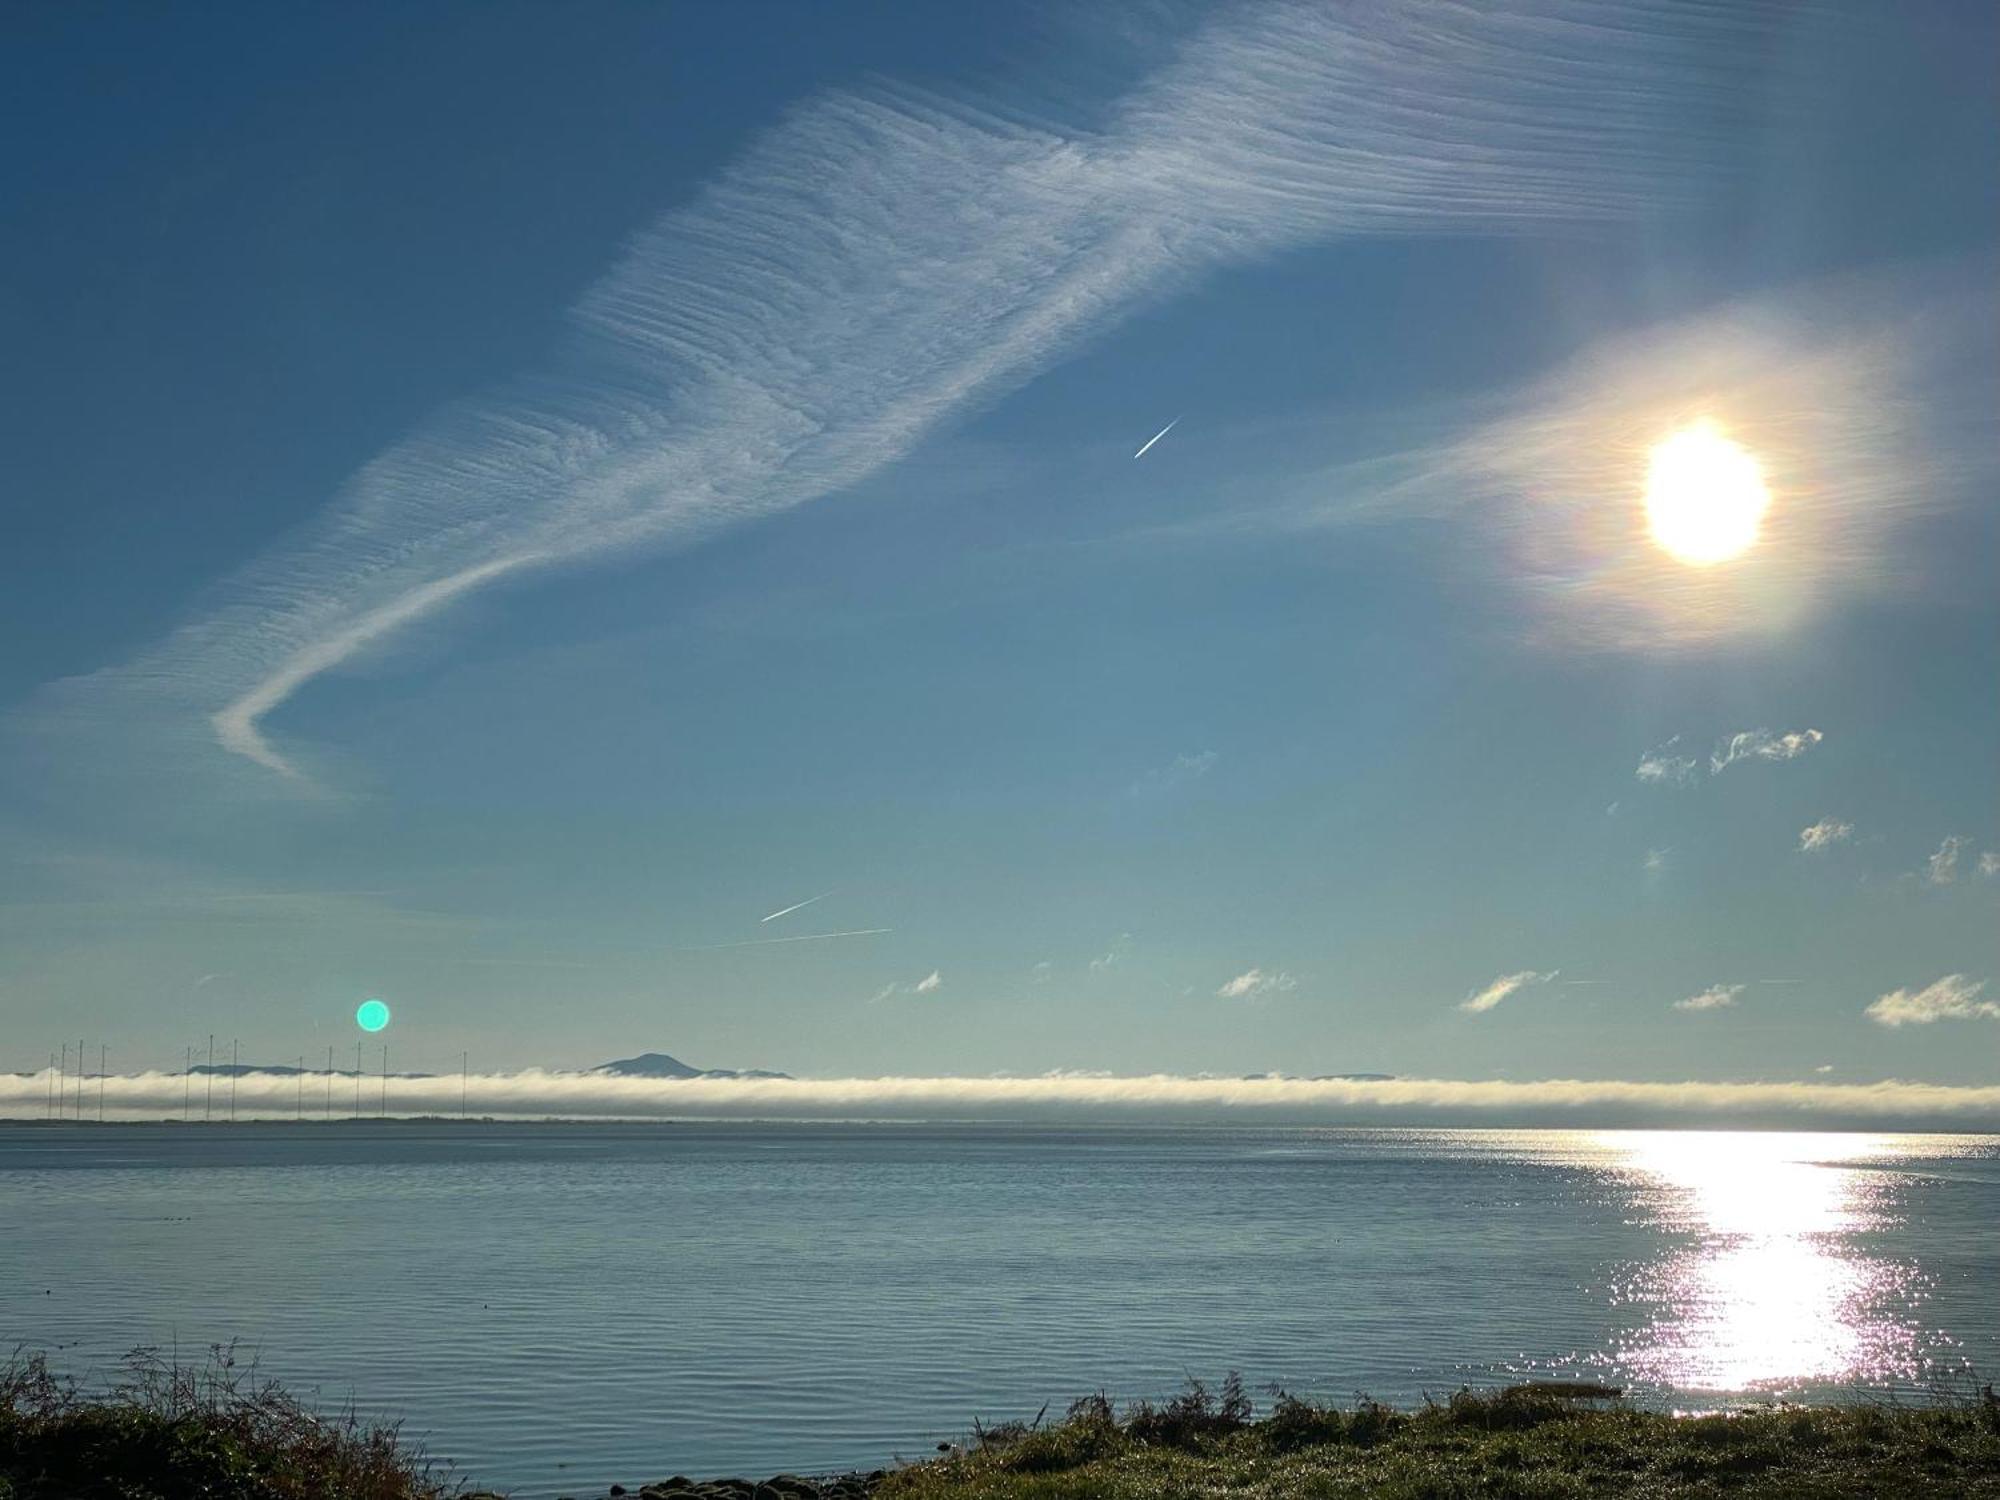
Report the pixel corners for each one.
[1643,419,1770,566]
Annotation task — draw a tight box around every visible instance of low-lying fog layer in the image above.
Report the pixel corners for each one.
[8,1068,2000,1130]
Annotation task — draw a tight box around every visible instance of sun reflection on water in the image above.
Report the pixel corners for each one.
[1601,1132,1925,1393]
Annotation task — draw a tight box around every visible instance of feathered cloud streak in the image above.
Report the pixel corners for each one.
[1460,969,1555,1014]
[10,1069,2000,1130]
[18,1,1763,785]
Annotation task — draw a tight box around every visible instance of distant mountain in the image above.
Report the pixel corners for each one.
[1312,1073,1396,1082]
[593,1051,790,1080]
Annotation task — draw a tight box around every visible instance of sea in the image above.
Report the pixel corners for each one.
[3,1123,1996,1497]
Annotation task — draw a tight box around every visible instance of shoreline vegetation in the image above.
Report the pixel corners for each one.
[4,1356,1998,1500]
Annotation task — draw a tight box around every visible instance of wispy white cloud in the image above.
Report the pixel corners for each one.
[871,969,944,1004]
[1127,749,1217,798]
[1635,728,1823,789]
[1865,974,1995,1028]
[1673,983,1744,1012]
[1925,835,1966,886]
[1635,741,1699,786]
[1980,851,2000,879]
[11,1,1775,790]
[1216,967,1296,1001]
[12,1068,2000,1131]
[1798,817,1853,853]
[1643,848,1671,873]
[1459,969,1556,1015]
[1711,728,1824,774]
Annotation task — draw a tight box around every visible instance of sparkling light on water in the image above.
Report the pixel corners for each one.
[1602,1132,1923,1392]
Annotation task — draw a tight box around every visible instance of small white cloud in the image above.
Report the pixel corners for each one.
[1635,739,1699,786]
[1814,1064,1834,1074]
[1711,727,1823,774]
[1979,851,2000,878]
[1643,847,1671,872]
[1460,969,1556,1015]
[1798,817,1854,853]
[1673,983,1745,1012]
[1866,974,1996,1028]
[1029,961,1052,984]
[1925,836,1966,886]
[871,970,944,1003]
[1128,750,1218,798]
[1216,967,1297,1001]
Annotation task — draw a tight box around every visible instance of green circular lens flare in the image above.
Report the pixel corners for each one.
[355,999,391,1033]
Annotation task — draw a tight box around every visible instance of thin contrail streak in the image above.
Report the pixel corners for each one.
[761,891,834,923]
[689,928,893,951]
[1133,416,1179,459]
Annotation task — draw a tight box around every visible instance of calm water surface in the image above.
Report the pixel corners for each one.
[3,1123,1995,1496]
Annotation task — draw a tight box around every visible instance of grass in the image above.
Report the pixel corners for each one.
[0,1346,464,1500]
[882,1377,2000,1500]
[5,1354,1997,1498]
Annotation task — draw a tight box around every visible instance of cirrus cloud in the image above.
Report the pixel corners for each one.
[1459,969,1556,1015]
[1217,967,1297,1001]
[9,0,1782,794]
[870,970,943,1004]
[1673,983,1745,1012]
[1865,974,1995,1028]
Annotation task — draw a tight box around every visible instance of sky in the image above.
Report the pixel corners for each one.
[2,0,1995,1106]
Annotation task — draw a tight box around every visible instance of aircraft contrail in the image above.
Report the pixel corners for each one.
[1133,417,1179,458]
[689,928,893,951]
[761,891,833,923]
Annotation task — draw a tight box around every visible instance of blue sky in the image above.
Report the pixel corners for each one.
[2,1,1995,1095]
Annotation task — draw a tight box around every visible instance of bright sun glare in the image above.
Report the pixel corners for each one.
[1643,419,1770,566]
